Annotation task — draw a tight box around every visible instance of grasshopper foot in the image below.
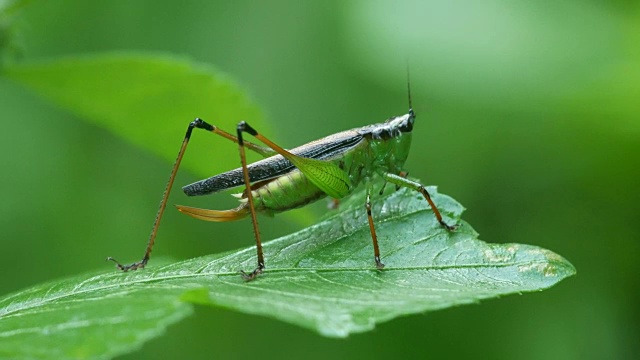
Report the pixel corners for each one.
[240,264,264,281]
[440,220,460,231]
[375,256,385,270]
[106,257,148,272]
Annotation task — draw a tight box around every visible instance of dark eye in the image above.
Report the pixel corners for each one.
[400,118,414,132]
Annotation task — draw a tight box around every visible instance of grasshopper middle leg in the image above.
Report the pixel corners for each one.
[365,184,385,269]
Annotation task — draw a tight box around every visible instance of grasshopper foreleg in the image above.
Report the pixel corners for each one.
[383,173,459,231]
[378,171,408,195]
[396,171,409,191]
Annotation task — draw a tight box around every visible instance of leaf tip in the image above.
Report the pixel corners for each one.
[517,247,576,279]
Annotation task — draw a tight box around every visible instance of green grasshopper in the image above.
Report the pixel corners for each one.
[107,84,458,280]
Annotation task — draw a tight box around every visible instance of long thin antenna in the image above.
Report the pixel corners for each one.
[406,62,414,116]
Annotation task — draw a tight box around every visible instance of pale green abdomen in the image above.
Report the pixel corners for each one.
[249,169,327,215]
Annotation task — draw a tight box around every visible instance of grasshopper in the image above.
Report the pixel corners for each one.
[107,83,457,280]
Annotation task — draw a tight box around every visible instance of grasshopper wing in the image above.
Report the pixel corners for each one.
[182,129,363,196]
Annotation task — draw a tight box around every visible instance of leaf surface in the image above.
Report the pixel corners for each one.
[0,186,575,359]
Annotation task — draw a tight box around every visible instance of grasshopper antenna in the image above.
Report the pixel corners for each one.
[406,63,414,117]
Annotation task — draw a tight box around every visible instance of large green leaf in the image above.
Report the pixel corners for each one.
[0,0,32,17]
[2,53,267,178]
[0,186,575,359]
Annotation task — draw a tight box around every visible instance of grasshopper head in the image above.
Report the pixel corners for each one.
[369,111,415,140]
[401,108,415,132]
[385,110,415,133]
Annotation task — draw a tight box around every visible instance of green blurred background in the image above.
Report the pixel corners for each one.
[1,0,638,359]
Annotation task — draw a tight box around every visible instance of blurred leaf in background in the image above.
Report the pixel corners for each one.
[3,53,268,180]
[0,0,637,359]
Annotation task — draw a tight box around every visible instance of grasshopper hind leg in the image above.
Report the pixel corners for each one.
[236,121,266,281]
[176,204,250,222]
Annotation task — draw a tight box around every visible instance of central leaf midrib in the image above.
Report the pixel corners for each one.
[0,257,552,320]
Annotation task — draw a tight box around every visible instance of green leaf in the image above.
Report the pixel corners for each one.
[0,0,31,62]
[0,186,575,359]
[2,52,267,178]
[0,0,32,17]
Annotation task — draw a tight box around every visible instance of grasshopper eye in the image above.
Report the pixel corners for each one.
[400,120,413,132]
[399,114,414,132]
